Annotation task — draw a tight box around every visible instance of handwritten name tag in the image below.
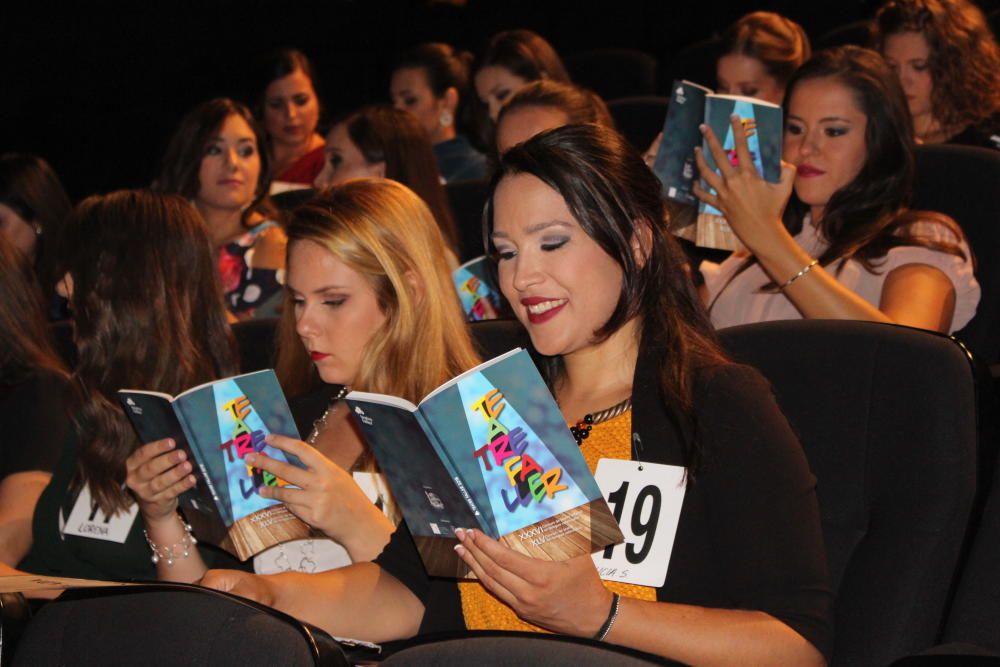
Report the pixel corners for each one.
[62,485,140,544]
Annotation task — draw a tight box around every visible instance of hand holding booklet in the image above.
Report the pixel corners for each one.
[118,370,311,561]
[345,349,624,578]
[652,80,783,251]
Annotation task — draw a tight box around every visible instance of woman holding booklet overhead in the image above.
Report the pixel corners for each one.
[695,46,979,333]
[204,124,832,666]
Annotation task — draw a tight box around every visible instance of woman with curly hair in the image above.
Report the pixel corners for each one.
[875,0,1000,149]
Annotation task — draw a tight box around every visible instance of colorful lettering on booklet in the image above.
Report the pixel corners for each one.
[218,394,288,500]
[470,388,568,512]
[460,276,492,321]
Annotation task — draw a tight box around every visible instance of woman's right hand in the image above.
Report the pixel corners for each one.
[247,434,395,559]
[125,438,196,523]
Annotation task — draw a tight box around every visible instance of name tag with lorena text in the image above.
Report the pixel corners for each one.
[592,459,686,588]
[62,484,140,544]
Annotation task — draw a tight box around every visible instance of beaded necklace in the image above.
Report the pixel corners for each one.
[569,397,633,445]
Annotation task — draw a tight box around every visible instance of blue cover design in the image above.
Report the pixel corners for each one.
[453,256,502,321]
[700,97,783,216]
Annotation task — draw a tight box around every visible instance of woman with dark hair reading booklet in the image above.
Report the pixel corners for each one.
[204,125,831,665]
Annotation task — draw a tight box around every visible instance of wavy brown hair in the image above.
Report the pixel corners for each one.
[875,0,1000,132]
[497,80,616,135]
[485,124,730,472]
[0,235,67,387]
[335,105,458,251]
[61,191,238,515]
[720,11,812,87]
[276,179,480,401]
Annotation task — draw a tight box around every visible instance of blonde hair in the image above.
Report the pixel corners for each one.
[276,178,480,405]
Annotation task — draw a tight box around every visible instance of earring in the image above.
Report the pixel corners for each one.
[439,110,453,127]
[33,223,42,236]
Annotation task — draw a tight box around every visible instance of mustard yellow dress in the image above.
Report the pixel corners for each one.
[458,411,656,631]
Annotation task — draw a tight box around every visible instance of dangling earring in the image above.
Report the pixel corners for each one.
[439,110,453,127]
[32,223,42,236]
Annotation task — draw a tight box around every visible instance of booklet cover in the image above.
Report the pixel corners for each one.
[453,255,503,321]
[345,349,624,578]
[653,81,783,250]
[118,370,311,561]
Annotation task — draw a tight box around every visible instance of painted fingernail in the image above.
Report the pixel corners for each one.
[165,439,175,449]
[454,527,466,541]
[183,461,192,472]
[264,434,275,443]
[187,475,196,485]
[246,453,257,465]
[731,113,740,120]
[454,545,466,555]
[698,123,707,133]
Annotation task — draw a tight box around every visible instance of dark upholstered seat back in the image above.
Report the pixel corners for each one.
[719,320,978,666]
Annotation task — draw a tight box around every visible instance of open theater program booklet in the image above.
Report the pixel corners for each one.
[653,79,783,251]
[345,349,624,578]
[118,370,311,561]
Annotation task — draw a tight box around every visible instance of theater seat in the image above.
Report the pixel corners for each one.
[719,320,978,666]
[607,96,669,152]
[912,144,1000,364]
[10,584,350,667]
[565,48,658,101]
[446,179,491,263]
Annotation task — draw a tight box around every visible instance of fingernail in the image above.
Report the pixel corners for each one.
[264,434,275,443]
[246,453,257,465]
[165,439,175,449]
[730,113,740,121]
[698,123,707,133]
[187,475,196,485]
[454,527,466,541]
[454,545,466,555]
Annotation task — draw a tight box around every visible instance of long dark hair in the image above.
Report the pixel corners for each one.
[62,191,238,515]
[874,0,1000,132]
[0,235,67,387]
[0,153,73,311]
[783,47,965,269]
[154,97,276,228]
[714,46,967,300]
[339,105,458,251]
[485,124,729,470]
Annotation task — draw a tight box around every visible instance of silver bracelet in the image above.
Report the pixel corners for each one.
[143,514,197,566]
[780,258,820,290]
[593,592,621,642]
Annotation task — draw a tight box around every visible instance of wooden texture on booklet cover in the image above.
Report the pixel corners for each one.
[227,504,314,561]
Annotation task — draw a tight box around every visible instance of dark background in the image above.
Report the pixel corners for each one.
[3,0,996,200]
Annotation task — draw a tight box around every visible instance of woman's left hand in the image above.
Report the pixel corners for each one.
[454,527,612,637]
[692,115,797,257]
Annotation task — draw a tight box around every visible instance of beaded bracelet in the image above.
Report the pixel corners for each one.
[143,513,197,566]
[780,258,820,290]
[593,592,621,642]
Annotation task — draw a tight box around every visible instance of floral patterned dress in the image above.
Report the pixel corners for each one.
[217,220,284,319]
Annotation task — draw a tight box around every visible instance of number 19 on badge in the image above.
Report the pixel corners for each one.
[592,459,687,588]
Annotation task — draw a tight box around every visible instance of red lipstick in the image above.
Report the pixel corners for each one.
[520,296,568,325]
[310,351,330,361]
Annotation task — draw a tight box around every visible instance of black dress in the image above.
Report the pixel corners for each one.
[374,355,833,660]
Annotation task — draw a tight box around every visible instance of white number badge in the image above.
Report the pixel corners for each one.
[61,484,139,544]
[592,459,686,588]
